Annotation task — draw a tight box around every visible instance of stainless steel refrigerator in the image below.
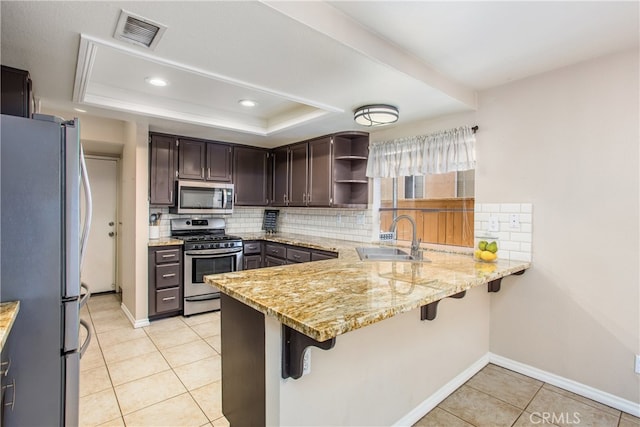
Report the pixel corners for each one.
[0,113,93,426]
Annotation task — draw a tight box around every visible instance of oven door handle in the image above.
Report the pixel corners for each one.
[184,249,243,256]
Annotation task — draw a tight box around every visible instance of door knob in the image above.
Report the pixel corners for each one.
[108,222,115,226]
[108,232,115,237]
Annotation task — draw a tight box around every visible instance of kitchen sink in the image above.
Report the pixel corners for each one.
[356,247,416,261]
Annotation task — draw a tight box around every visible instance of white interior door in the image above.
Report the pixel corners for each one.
[81,157,118,294]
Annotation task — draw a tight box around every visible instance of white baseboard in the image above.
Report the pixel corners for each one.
[393,354,490,426]
[489,353,640,418]
[121,302,150,329]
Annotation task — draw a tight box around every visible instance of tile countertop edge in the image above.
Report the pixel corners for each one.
[206,234,530,342]
[0,301,20,352]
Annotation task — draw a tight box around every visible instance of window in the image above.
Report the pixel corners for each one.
[379,171,475,247]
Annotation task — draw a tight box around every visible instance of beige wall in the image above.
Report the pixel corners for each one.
[368,48,639,404]
[120,121,150,323]
[479,49,638,402]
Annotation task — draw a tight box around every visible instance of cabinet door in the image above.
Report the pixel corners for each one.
[233,147,269,206]
[206,142,232,182]
[149,135,177,205]
[271,147,289,206]
[244,255,262,270]
[1,66,32,118]
[288,143,308,206]
[178,139,206,180]
[308,136,332,207]
[264,255,286,267]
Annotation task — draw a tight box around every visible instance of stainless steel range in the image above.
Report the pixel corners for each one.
[171,218,243,316]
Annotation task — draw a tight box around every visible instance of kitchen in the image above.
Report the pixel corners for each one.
[0,1,638,427]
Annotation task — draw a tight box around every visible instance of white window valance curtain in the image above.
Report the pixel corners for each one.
[365,126,476,178]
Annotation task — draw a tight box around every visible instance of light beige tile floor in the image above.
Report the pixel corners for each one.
[82,294,639,427]
[79,293,229,427]
[415,363,639,427]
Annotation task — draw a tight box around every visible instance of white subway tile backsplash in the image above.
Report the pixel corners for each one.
[500,203,521,213]
[482,203,500,213]
[475,202,533,262]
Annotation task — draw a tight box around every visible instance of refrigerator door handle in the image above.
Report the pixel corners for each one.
[78,319,92,358]
[79,144,92,269]
[79,282,91,309]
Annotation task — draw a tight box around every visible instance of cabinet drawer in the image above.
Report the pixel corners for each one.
[155,248,180,264]
[156,288,180,313]
[265,244,286,259]
[243,241,261,255]
[287,247,310,263]
[155,263,180,288]
[311,251,338,261]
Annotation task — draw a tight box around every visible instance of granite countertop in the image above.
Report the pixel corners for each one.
[0,301,20,352]
[205,234,530,342]
[148,238,184,247]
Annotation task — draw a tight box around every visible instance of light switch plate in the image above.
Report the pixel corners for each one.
[488,216,499,232]
[635,354,640,374]
[509,214,521,230]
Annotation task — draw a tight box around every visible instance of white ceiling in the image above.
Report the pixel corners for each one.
[1,1,638,149]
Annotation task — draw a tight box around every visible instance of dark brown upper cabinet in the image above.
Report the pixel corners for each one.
[288,143,309,206]
[1,65,33,118]
[233,146,269,206]
[178,138,232,182]
[332,131,369,207]
[307,136,332,207]
[207,142,233,182]
[149,134,177,206]
[271,147,289,207]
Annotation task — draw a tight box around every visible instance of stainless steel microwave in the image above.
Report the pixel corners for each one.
[170,181,234,215]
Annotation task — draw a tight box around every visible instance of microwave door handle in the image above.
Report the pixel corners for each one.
[222,188,228,208]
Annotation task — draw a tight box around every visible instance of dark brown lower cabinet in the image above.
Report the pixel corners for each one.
[255,240,337,267]
[148,245,183,318]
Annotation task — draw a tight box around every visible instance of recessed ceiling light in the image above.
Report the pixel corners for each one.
[145,77,168,87]
[73,108,87,113]
[239,99,258,108]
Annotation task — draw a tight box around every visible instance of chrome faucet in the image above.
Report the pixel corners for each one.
[389,214,422,260]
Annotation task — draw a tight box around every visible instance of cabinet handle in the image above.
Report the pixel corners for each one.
[162,273,176,278]
[208,167,211,178]
[202,167,205,177]
[293,255,300,259]
[162,254,175,258]
[162,296,176,301]
[3,378,16,410]
[1,358,11,376]
[308,193,312,203]
[169,190,173,201]
[302,193,306,203]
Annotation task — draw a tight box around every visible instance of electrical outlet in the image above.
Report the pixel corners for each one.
[509,214,521,230]
[488,216,499,232]
[356,213,365,225]
[635,354,640,374]
[302,348,311,375]
[336,214,341,224]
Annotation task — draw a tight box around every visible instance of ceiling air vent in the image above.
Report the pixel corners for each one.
[113,10,167,50]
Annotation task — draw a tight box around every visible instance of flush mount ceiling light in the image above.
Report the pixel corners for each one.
[238,99,258,108]
[145,77,168,87]
[354,104,399,127]
[73,108,87,113]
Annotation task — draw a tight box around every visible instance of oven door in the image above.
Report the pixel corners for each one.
[184,249,242,298]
